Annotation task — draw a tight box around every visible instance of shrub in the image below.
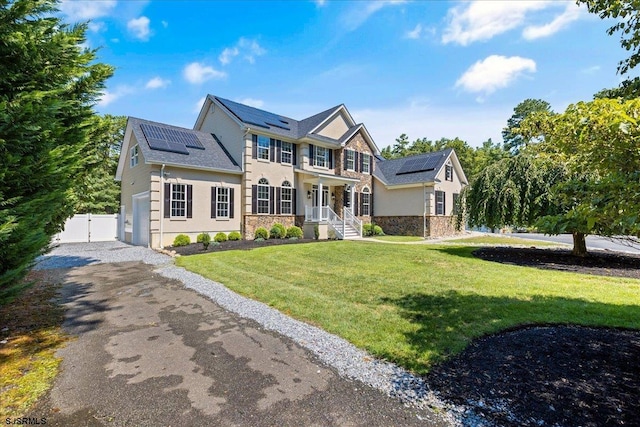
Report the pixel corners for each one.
[270,223,286,239]
[314,224,319,240]
[173,234,190,247]
[254,237,265,242]
[286,226,303,239]
[228,231,242,241]
[214,232,227,243]
[373,225,385,236]
[254,227,269,240]
[362,224,373,236]
[197,233,211,249]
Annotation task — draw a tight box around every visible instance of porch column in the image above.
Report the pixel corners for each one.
[317,181,323,220]
[350,185,355,212]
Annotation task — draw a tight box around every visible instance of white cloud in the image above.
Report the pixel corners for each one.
[193,97,207,113]
[581,65,601,75]
[97,85,135,107]
[522,3,583,40]
[145,77,171,89]
[405,24,422,39]
[352,100,508,149]
[219,38,266,65]
[127,16,152,41]
[183,62,227,84]
[88,21,106,33]
[455,55,536,98]
[315,0,327,6]
[59,0,117,20]
[236,98,265,109]
[341,0,406,32]
[162,20,169,28]
[442,1,548,45]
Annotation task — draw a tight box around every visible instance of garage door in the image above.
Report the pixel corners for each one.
[132,192,150,247]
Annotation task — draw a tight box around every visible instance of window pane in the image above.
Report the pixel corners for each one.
[316,147,327,168]
[346,150,354,170]
[171,184,186,217]
[258,182,269,214]
[217,187,229,217]
[281,141,292,164]
[281,185,292,215]
[258,136,270,160]
[362,154,370,174]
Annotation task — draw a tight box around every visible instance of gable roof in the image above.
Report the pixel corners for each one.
[374,148,462,187]
[116,117,242,180]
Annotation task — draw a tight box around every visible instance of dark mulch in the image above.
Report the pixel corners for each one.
[170,238,321,256]
[473,246,640,279]
[426,325,640,426]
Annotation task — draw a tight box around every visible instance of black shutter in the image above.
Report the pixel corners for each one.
[354,152,359,173]
[360,154,364,173]
[229,188,234,218]
[251,185,257,214]
[354,192,359,216]
[343,189,348,208]
[370,193,374,216]
[186,185,193,218]
[276,187,281,215]
[344,150,348,169]
[270,138,275,162]
[292,189,297,215]
[329,149,334,169]
[164,183,171,218]
[309,144,315,166]
[211,187,217,218]
[370,155,374,174]
[292,144,297,165]
[276,140,282,163]
[269,186,275,214]
[252,134,257,159]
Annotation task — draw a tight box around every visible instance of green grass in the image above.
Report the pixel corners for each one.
[371,235,424,242]
[177,241,640,374]
[451,235,563,246]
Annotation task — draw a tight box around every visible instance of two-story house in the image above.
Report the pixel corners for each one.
[115,95,467,247]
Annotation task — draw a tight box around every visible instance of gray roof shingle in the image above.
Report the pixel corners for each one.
[374,148,453,186]
[129,117,242,173]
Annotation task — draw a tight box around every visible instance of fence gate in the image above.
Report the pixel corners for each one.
[53,213,120,244]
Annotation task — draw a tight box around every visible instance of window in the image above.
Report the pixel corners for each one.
[281,181,292,214]
[362,153,371,174]
[361,187,371,216]
[436,190,445,215]
[217,187,229,218]
[315,146,329,168]
[445,164,453,181]
[453,193,460,215]
[344,185,351,208]
[171,184,186,217]
[257,136,270,160]
[345,150,355,171]
[258,178,270,214]
[281,141,293,164]
[130,145,139,168]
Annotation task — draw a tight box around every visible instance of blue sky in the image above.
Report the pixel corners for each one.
[59,0,631,148]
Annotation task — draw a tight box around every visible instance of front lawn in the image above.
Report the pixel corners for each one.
[371,235,424,242]
[177,241,640,374]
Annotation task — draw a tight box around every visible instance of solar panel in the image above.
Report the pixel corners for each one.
[218,98,292,131]
[140,123,204,154]
[396,155,440,175]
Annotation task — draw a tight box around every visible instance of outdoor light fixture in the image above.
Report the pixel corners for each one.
[307,190,312,199]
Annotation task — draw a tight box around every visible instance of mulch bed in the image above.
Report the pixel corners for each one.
[423,247,640,426]
[170,238,322,256]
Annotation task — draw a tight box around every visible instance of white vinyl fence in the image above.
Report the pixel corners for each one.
[53,213,120,244]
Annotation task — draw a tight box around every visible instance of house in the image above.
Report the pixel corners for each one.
[115,95,467,247]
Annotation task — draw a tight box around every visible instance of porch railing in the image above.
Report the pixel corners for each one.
[344,207,362,238]
[304,206,345,240]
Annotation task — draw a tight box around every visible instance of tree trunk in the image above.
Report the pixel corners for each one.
[572,232,588,257]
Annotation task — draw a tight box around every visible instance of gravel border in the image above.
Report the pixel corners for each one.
[36,242,466,425]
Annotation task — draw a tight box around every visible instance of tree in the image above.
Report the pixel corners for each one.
[0,0,113,291]
[502,99,553,154]
[74,115,126,214]
[593,77,640,100]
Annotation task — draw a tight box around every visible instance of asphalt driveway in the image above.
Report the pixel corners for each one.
[30,244,450,426]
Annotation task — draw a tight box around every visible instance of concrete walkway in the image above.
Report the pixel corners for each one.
[30,246,449,426]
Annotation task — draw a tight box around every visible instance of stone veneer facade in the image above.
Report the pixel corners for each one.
[334,132,374,221]
[373,215,460,238]
[243,215,296,240]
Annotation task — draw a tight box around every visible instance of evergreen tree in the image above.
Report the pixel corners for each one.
[0,0,113,290]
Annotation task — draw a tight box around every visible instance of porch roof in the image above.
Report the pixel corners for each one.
[294,168,360,186]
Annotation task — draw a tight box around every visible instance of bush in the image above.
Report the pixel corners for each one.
[254,237,265,242]
[228,231,242,241]
[362,224,373,236]
[254,227,269,240]
[373,225,385,236]
[173,234,191,247]
[270,223,286,239]
[286,226,303,239]
[214,232,227,243]
[314,224,319,240]
[197,233,211,249]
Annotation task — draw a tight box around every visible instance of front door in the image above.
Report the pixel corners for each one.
[311,185,329,207]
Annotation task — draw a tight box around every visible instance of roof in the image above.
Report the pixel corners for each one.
[374,148,454,186]
[127,117,242,173]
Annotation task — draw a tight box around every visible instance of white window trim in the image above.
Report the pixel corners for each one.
[281,181,292,215]
[445,164,453,181]
[130,145,139,168]
[345,149,355,171]
[217,187,230,218]
[436,190,445,216]
[257,136,270,161]
[171,183,187,218]
[362,153,370,174]
[315,146,328,168]
[281,141,293,165]
[361,187,371,216]
[257,178,270,214]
